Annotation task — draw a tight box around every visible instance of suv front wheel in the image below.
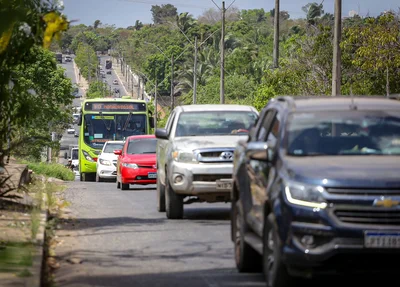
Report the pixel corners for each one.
[233,200,261,272]
[165,172,183,219]
[263,214,294,287]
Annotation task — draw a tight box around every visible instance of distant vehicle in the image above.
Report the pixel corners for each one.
[107,70,112,75]
[115,135,157,190]
[114,88,120,94]
[105,59,112,69]
[65,55,72,62]
[67,126,75,134]
[113,79,118,85]
[73,113,80,124]
[70,147,79,167]
[74,131,79,138]
[96,140,124,182]
[72,85,79,97]
[55,52,62,63]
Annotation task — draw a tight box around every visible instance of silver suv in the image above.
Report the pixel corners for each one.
[155,105,258,219]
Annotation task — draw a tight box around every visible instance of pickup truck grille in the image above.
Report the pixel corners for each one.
[194,148,235,163]
[335,208,400,225]
[193,174,231,182]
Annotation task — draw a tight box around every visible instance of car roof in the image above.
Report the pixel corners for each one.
[126,135,155,141]
[105,141,124,144]
[272,96,400,112]
[178,104,257,113]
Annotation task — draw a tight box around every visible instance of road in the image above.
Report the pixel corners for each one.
[53,182,265,287]
[98,55,128,98]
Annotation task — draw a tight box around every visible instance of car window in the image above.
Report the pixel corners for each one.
[287,110,400,156]
[103,143,124,153]
[257,110,277,141]
[175,111,258,137]
[165,111,175,132]
[127,138,157,154]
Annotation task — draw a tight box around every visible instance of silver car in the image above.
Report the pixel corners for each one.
[155,104,258,219]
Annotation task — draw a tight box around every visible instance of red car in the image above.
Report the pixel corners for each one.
[115,135,157,190]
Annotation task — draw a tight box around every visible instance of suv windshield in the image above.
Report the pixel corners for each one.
[175,111,258,137]
[287,111,400,156]
[83,114,146,148]
[127,138,156,154]
[103,143,124,153]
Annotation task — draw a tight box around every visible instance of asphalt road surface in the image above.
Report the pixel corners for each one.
[53,181,265,287]
[99,56,127,97]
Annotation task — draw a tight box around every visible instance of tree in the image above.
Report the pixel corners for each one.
[302,2,325,26]
[151,4,178,25]
[86,81,110,99]
[134,20,143,31]
[198,7,240,24]
[94,20,102,29]
[74,43,98,81]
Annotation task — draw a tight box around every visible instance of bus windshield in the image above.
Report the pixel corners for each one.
[83,114,147,148]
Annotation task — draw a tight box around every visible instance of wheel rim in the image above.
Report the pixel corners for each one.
[266,229,275,277]
[234,208,241,263]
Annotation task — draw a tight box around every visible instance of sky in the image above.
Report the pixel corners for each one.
[62,0,400,28]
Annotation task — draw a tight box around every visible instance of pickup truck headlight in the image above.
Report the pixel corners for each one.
[122,163,138,169]
[172,151,197,163]
[99,159,112,166]
[284,181,327,209]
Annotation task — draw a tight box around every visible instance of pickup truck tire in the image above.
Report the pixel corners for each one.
[234,200,261,272]
[157,180,166,212]
[263,214,294,287]
[165,175,183,219]
[121,183,129,190]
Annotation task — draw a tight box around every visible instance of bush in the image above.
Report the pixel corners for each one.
[24,162,75,181]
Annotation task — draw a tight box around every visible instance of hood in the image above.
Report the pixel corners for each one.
[173,135,246,151]
[123,153,156,166]
[283,155,400,188]
[99,152,118,161]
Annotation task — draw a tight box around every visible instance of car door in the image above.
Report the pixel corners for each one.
[117,141,127,181]
[245,109,278,235]
[157,111,176,186]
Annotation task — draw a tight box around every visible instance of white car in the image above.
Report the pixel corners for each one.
[113,79,119,85]
[67,126,75,134]
[96,140,124,182]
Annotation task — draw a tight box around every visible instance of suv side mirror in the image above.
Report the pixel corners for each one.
[246,142,269,161]
[155,128,168,140]
[114,150,122,156]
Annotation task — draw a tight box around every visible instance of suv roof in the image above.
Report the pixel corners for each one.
[178,104,257,113]
[270,96,400,112]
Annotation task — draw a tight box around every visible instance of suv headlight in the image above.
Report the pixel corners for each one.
[172,151,197,163]
[284,181,327,209]
[122,163,138,169]
[82,150,95,162]
[99,159,112,166]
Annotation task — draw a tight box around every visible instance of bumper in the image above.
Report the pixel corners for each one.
[97,164,117,178]
[121,167,157,185]
[276,195,400,275]
[168,161,233,196]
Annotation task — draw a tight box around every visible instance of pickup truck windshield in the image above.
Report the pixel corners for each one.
[175,111,258,137]
[287,110,400,156]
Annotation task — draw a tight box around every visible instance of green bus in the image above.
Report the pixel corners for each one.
[77,98,154,181]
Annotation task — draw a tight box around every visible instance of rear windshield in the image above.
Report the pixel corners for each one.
[103,143,124,153]
[127,138,156,154]
[287,111,400,156]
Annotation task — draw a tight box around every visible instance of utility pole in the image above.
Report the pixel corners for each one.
[332,0,342,96]
[154,79,158,130]
[87,46,91,83]
[273,0,280,68]
[137,77,141,100]
[132,74,134,98]
[171,55,175,109]
[193,36,198,104]
[220,1,225,104]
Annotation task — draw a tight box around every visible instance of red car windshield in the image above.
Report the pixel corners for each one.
[127,138,156,154]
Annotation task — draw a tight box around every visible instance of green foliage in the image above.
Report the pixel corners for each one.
[25,161,75,181]
[74,42,98,80]
[151,4,178,24]
[86,80,111,99]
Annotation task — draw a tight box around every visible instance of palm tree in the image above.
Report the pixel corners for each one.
[302,1,325,26]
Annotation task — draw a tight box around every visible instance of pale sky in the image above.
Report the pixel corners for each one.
[62,0,400,28]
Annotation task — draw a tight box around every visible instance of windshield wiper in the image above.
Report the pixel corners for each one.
[99,112,113,132]
[122,112,133,132]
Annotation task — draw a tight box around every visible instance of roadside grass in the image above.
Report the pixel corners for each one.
[0,242,34,275]
[22,161,75,181]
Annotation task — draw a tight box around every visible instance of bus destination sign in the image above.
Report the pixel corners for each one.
[85,102,146,112]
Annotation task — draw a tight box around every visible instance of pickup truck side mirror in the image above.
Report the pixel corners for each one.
[246,142,269,161]
[155,128,168,140]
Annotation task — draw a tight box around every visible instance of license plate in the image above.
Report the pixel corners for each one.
[148,172,157,179]
[216,179,232,190]
[364,232,400,248]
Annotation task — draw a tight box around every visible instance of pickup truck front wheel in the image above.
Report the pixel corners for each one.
[157,179,166,212]
[165,174,183,219]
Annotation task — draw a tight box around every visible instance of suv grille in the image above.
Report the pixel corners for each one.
[326,188,400,196]
[334,209,400,225]
[193,174,231,182]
